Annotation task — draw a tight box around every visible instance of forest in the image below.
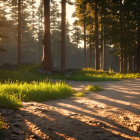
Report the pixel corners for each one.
[0,0,139,72]
[0,0,140,140]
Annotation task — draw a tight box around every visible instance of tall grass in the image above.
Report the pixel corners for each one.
[0,80,73,109]
[0,93,22,109]
[0,65,73,109]
[68,68,140,81]
[0,65,139,109]
[0,64,64,83]
[1,65,139,83]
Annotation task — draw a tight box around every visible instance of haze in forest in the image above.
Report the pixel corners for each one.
[0,0,140,73]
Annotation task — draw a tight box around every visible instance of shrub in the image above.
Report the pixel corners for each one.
[75,92,85,97]
[85,85,103,92]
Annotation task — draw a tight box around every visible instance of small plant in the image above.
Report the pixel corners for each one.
[85,85,103,92]
[94,85,103,91]
[75,92,85,97]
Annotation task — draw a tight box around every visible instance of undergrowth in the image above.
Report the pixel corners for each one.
[0,65,139,109]
[0,80,73,109]
[68,68,140,81]
[0,65,139,83]
[0,64,64,83]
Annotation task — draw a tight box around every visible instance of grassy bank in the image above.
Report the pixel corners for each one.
[0,65,139,109]
[0,65,64,82]
[68,68,140,81]
[0,81,72,109]
[0,65,139,83]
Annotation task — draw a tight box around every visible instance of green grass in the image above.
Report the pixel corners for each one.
[0,93,22,109]
[68,68,140,81]
[0,64,64,83]
[0,65,73,109]
[85,85,103,92]
[75,92,85,97]
[0,65,139,109]
[0,65,139,83]
[0,80,73,109]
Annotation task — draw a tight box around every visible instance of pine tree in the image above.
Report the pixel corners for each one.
[72,23,82,48]
[61,0,66,70]
[18,0,22,65]
[42,0,53,71]
[136,0,140,72]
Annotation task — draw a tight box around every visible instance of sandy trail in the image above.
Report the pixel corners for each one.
[1,79,140,140]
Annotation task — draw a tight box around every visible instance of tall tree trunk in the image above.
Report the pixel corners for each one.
[137,30,140,72]
[120,0,124,73]
[101,22,105,70]
[134,57,137,72]
[120,54,124,73]
[136,2,140,72]
[42,0,53,71]
[94,0,100,70]
[18,0,21,65]
[89,30,92,68]
[61,0,66,70]
[123,55,127,73]
[84,14,87,67]
[128,56,132,72]
[89,45,92,68]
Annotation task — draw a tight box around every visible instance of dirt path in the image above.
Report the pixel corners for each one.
[1,79,140,140]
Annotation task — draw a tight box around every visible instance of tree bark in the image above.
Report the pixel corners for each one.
[123,55,127,73]
[84,14,87,67]
[89,30,92,68]
[18,0,21,65]
[61,0,66,70]
[128,56,132,72]
[94,0,100,70]
[136,3,140,72]
[119,0,124,73]
[101,22,105,70]
[42,0,53,71]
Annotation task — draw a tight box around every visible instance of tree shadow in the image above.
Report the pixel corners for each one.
[70,78,140,114]
[1,79,140,140]
[1,99,136,140]
[44,99,140,137]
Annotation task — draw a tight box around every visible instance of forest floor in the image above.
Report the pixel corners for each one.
[1,78,140,140]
